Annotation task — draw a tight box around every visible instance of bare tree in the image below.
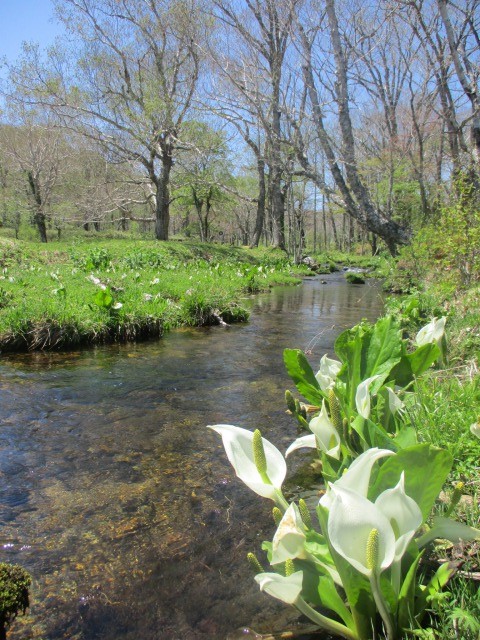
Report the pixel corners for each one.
[211,0,300,250]
[437,0,480,167]
[292,0,411,254]
[0,109,66,242]
[5,0,204,241]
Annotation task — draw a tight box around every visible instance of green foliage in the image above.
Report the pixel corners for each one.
[211,310,480,640]
[0,563,31,629]
[0,239,304,351]
[388,174,480,295]
[410,374,480,483]
[345,272,366,284]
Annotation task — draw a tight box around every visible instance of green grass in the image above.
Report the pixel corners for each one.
[0,238,309,351]
[411,373,480,484]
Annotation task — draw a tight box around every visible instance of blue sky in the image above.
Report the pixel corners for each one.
[0,0,64,64]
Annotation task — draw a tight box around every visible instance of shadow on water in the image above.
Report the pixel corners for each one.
[0,274,384,640]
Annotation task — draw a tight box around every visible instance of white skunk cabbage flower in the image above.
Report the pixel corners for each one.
[254,571,303,604]
[315,354,342,391]
[374,472,422,561]
[415,317,446,347]
[208,424,286,502]
[328,486,396,577]
[386,387,405,415]
[286,400,340,459]
[355,375,381,419]
[320,448,395,509]
[271,503,308,564]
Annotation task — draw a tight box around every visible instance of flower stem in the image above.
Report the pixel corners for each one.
[295,597,359,640]
[274,489,290,512]
[369,572,395,640]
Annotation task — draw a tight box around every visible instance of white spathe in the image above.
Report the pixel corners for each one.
[208,424,287,500]
[271,503,308,564]
[355,375,381,419]
[254,571,303,605]
[286,400,340,459]
[415,317,446,347]
[328,485,396,577]
[320,448,395,509]
[386,387,405,415]
[315,354,342,391]
[374,472,423,561]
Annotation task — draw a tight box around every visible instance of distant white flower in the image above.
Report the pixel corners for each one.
[143,294,153,301]
[271,503,308,564]
[150,278,160,285]
[386,387,404,414]
[415,317,446,347]
[286,400,340,459]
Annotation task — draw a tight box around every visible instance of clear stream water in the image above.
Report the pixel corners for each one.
[0,273,384,640]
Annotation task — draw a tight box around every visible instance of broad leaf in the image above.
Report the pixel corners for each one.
[408,343,440,377]
[368,444,453,519]
[365,316,403,385]
[335,317,403,412]
[390,344,440,388]
[394,425,418,449]
[283,349,325,405]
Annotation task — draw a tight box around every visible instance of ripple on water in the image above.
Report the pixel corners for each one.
[1,275,384,639]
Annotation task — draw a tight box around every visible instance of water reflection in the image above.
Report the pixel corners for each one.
[0,274,383,639]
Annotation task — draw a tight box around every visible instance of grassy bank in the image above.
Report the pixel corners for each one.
[380,244,480,639]
[0,238,311,352]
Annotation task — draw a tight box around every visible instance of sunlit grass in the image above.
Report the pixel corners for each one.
[0,239,309,351]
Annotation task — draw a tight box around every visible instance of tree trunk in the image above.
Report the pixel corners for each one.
[27,171,47,243]
[155,153,173,241]
[269,98,286,249]
[251,156,266,247]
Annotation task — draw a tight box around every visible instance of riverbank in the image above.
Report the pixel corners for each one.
[0,239,307,352]
[0,238,387,353]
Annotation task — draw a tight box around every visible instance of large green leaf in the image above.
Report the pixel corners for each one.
[335,317,403,412]
[368,444,453,519]
[365,316,403,384]
[390,344,440,388]
[408,343,440,377]
[283,349,325,405]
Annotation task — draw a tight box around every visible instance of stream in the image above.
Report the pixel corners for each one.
[0,273,384,640]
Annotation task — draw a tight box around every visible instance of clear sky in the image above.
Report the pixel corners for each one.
[0,0,64,65]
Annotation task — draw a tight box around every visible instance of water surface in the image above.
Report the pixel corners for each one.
[0,274,384,639]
